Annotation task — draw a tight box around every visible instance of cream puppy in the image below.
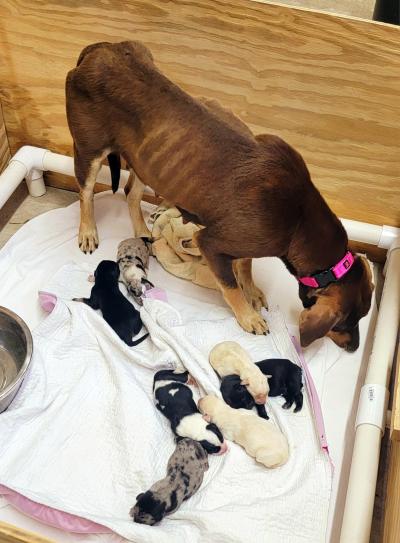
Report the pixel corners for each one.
[198,395,289,468]
[209,341,269,404]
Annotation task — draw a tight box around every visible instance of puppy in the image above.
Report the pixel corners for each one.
[130,437,208,525]
[117,237,154,305]
[209,341,269,404]
[199,395,289,468]
[221,359,303,416]
[153,370,227,455]
[257,358,303,412]
[220,375,269,419]
[73,260,149,346]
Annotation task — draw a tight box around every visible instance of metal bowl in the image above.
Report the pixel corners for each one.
[0,306,33,413]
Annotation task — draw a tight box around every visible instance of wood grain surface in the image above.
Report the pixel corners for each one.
[390,343,400,441]
[383,433,400,543]
[0,0,399,226]
[0,101,10,173]
[0,522,55,543]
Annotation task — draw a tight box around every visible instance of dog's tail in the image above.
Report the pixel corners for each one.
[108,153,121,193]
[128,332,149,347]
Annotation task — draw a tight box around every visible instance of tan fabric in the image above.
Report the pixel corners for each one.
[151,205,218,290]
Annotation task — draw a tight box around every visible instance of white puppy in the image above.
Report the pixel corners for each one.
[198,395,289,468]
[209,341,269,404]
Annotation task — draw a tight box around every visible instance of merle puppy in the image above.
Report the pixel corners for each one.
[131,437,208,525]
[73,260,149,346]
[153,369,227,455]
[117,237,154,305]
[220,358,303,417]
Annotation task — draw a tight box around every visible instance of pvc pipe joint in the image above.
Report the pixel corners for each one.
[9,145,48,197]
[355,384,388,435]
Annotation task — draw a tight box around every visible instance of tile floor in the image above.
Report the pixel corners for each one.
[0,184,77,249]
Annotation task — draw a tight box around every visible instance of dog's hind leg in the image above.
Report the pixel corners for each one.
[125,169,152,238]
[234,258,267,312]
[194,229,268,335]
[75,148,106,253]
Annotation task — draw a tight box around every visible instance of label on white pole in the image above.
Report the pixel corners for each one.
[355,384,388,434]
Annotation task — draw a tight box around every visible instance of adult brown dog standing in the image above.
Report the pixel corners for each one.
[66,41,373,350]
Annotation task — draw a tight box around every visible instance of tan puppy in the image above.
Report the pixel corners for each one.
[199,395,289,468]
[209,341,269,404]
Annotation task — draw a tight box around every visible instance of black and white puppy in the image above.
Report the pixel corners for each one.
[220,358,303,417]
[153,370,227,455]
[73,260,149,346]
[131,437,208,526]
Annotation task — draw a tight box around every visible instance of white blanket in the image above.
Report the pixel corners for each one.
[0,261,331,542]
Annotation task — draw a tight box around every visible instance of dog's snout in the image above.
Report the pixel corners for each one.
[215,441,228,455]
[255,394,267,405]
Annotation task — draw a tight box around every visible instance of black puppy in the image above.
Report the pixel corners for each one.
[153,370,227,455]
[257,358,303,412]
[220,375,269,419]
[220,358,303,417]
[73,260,149,346]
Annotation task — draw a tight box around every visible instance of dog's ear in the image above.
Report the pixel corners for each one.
[77,42,111,66]
[136,492,145,501]
[240,378,250,386]
[299,297,340,348]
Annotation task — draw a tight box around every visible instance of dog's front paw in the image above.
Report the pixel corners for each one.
[250,285,268,312]
[79,227,99,254]
[238,308,269,335]
[242,284,268,312]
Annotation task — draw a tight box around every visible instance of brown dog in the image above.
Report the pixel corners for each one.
[66,41,373,349]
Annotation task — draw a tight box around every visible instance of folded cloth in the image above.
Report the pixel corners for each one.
[151,206,218,290]
[0,263,331,543]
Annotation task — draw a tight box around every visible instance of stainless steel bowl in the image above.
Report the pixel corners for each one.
[0,306,33,413]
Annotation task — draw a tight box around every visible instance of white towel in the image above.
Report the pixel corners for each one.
[0,263,331,543]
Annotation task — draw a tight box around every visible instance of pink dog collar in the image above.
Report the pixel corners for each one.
[298,251,354,289]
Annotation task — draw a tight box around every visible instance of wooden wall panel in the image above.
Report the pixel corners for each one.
[0,0,399,226]
[0,101,11,173]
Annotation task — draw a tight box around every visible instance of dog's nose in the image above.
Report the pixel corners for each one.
[215,441,228,455]
[255,394,267,405]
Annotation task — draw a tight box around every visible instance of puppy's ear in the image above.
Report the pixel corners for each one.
[240,378,250,386]
[136,492,145,501]
[299,297,340,348]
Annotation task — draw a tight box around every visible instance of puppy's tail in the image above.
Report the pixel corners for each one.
[128,332,149,347]
[107,153,121,193]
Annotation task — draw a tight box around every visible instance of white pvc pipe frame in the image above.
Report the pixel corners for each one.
[0,145,399,542]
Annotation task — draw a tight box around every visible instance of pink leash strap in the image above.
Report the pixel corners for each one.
[291,336,334,470]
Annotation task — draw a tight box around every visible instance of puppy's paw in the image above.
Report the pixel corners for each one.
[282,401,293,410]
[78,227,99,254]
